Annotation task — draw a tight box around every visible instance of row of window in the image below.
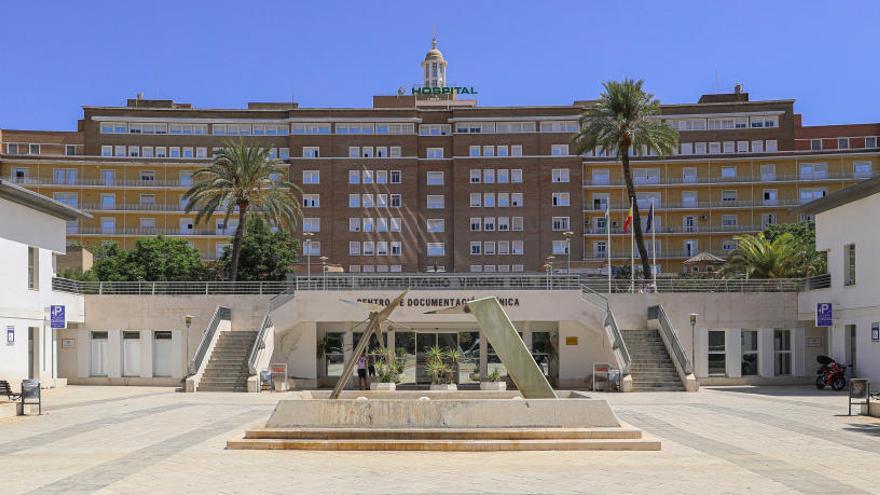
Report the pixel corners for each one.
[467,145,524,157]
[665,115,779,131]
[5,143,79,156]
[468,240,526,256]
[100,145,291,160]
[348,264,404,273]
[469,192,526,208]
[679,140,777,155]
[469,264,526,273]
[590,161,873,184]
[469,168,525,184]
[347,193,402,208]
[345,146,403,158]
[468,216,526,232]
[588,187,828,209]
[347,169,402,185]
[348,240,403,256]
[810,136,878,151]
[348,218,402,233]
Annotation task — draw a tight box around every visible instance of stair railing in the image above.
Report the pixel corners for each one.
[648,304,692,375]
[580,285,631,376]
[188,306,231,376]
[247,310,273,376]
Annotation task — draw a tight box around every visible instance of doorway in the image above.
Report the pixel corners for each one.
[123,331,141,377]
[846,324,857,377]
[90,331,109,376]
[152,331,173,377]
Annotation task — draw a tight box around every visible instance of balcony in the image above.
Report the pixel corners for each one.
[78,202,250,213]
[582,170,878,187]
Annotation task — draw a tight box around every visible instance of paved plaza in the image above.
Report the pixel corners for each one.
[1,386,879,494]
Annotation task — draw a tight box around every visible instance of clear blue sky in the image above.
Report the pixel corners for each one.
[2,0,878,130]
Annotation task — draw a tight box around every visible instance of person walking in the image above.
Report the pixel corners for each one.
[356,354,368,390]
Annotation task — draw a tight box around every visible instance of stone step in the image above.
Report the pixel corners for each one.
[244,427,644,441]
[227,437,661,452]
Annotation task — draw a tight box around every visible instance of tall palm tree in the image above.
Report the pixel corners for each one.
[572,79,679,278]
[722,233,799,279]
[184,140,302,281]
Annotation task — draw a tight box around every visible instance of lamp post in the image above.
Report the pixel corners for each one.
[303,232,314,288]
[689,313,698,374]
[184,314,195,375]
[543,263,552,290]
[563,231,574,274]
[319,256,329,291]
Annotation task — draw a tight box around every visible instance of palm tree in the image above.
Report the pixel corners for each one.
[572,79,679,278]
[722,233,799,279]
[184,140,302,281]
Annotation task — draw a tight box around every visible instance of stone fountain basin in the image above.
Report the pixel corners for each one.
[265,391,621,429]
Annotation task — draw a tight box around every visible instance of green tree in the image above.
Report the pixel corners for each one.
[216,218,300,281]
[572,79,679,278]
[184,140,302,281]
[722,232,800,279]
[763,221,827,276]
[91,236,206,281]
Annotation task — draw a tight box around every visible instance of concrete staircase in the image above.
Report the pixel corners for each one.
[197,331,257,392]
[623,330,685,392]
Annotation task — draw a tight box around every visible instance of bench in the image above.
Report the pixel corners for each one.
[0,380,21,401]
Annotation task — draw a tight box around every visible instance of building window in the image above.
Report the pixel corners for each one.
[720,166,737,179]
[427,195,444,209]
[766,140,778,152]
[854,161,872,178]
[304,241,321,256]
[469,193,482,208]
[303,218,320,233]
[426,148,445,159]
[362,194,374,207]
[721,190,737,202]
[866,137,877,148]
[483,217,495,231]
[27,247,39,290]
[552,240,568,255]
[483,192,496,207]
[348,194,361,208]
[810,139,822,151]
[427,219,445,233]
[708,330,726,376]
[469,169,481,183]
[376,170,388,184]
[845,243,856,286]
[302,170,320,184]
[469,217,482,231]
[800,162,828,179]
[838,138,850,149]
[427,242,445,257]
[551,217,570,231]
[302,146,320,158]
[426,171,444,185]
[552,168,570,183]
[774,330,792,376]
[469,145,481,157]
[470,242,482,255]
[390,194,401,207]
[551,192,570,207]
[302,194,320,208]
[389,170,402,184]
[550,144,569,156]
[511,240,524,255]
[511,169,523,183]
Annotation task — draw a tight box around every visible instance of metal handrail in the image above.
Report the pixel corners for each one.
[800,273,831,290]
[649,304,692,375]
[580,278,805,293]
[582,170,879,187]
[247,310,273,375]
[604,303,631,376]
[579,285,630,376]
[291,274,581,291]
[188,306,231,376]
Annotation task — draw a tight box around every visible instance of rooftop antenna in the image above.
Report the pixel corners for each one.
[714,69,720,93]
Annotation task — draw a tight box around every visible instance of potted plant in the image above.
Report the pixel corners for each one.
[426,346,457,391]
[369,348,400,391]
[480,368,507,390]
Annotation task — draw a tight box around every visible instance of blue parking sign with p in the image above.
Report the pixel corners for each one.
[50,305,66,329]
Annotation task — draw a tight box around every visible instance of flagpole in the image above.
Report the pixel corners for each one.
[652,200,657,292]
[630,197,635,294]
[606,206,611,294]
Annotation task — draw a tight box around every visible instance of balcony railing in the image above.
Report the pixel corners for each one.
[582,277,805,293]
[583,199,801,212]
[584,224,765,235]
[587,250,731,260]
[78,203,253,213]
[2,176,189,187]
[75,227,234,236]
[583,170,878,187]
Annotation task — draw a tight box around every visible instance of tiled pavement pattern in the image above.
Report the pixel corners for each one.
[1,385,879,494]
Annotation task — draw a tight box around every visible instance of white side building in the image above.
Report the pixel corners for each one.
[0,179,89,390]
[799,176,880,383]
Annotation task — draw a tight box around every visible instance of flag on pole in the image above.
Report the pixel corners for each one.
[645,203,655,233]
[623,203,634,233]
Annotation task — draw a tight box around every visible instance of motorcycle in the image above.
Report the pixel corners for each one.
[815,355,847,391]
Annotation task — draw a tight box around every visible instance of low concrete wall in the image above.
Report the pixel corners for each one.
[266,393,621,429]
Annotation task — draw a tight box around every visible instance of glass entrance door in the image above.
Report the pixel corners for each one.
[415,332,459,384]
